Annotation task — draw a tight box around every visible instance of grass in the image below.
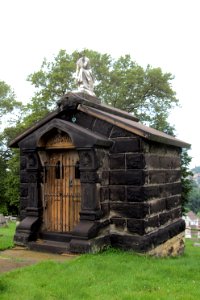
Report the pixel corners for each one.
[0,222,16,250]
[0,224,200,299]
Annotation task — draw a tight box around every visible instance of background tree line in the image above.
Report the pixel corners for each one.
[0,49,192,215]
[185,167,200,215]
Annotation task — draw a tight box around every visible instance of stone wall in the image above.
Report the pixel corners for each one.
[109,136,184,253]
[62,109,185,254]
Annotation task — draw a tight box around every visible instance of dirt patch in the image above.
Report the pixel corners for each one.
[0,247,77,274]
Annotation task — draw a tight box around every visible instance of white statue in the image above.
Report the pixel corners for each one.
[75,53,95,96]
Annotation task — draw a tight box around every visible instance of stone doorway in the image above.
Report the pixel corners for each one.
[43,150,81,232]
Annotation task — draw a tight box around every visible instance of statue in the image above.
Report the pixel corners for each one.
[75,52,96,96]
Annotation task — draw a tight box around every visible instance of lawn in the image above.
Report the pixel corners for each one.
[0,223,200,300]
[0,222,16,250]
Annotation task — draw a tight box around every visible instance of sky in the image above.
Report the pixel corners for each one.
[0,0,199,167]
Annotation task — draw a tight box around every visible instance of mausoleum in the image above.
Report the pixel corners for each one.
[10,92,190,256]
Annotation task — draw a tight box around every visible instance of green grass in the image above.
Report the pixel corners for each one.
[0,239,200,299]
[0,222,16,250]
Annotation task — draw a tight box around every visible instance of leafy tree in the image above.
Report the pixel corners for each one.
[3,149,20,215]
[186,180,200,214]
[0,152,7,214]
[0,148,20,215]
[0,80,23,215]
[0,80,22,125]
[27,49,178,132]
[181,149,193,213]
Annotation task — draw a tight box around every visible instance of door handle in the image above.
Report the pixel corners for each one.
[69,179,73,187]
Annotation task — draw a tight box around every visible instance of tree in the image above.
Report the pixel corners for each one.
[0,80,23,215]
[27,49,178,132]
[186,181,200,214]
[0,80,22,125]
[181,149,193,213]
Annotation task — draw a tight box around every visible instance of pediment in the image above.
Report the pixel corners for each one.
[38,128,75,149]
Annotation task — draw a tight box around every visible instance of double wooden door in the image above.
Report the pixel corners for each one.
[43,150,81,232]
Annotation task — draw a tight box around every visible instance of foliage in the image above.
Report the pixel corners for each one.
[0,148,20,216]
[0,80,22,125]
[181,149,193,213]
[0,154,7,214]
[186,180,200,214]
[0,80,23,215]
[0,240,199,299]
[191,165,200,175]
[27,49,178,131]
[0,222,16,250]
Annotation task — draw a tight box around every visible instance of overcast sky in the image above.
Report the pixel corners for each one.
[0,0,199,167]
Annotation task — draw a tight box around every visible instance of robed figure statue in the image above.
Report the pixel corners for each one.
[75,53,95,96]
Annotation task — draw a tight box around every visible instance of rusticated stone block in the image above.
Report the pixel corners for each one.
[110,234,150,252]
[127,186,143,202]
[111,217,126,228]
[144,185,161,199]
[148,142,180,156]
[150,219,185,248]
[127,185,160,202]
[148,170,181,184]
[166,195,182,210]
[168,219,185,238]
[111,138,141,153]
[110,154,125,169]
[150,198,166,214]
[127,215,159,235]
[110,202,149,218]
[127,219,145,235]
[171,207,182,220]
[110,126,136,138]
[159,182,182,197]
[126,154,145,169]
[74,111,95,129]
[145,215,160,230]
[151,228,169,246]
[92,119,113,137]
[159,211,171,226]
[110,170,145,185]
[109,186,126,201]
[145,155,181,170]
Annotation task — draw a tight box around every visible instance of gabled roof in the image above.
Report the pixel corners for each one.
[187,211,199,221]
[9,92,190,149]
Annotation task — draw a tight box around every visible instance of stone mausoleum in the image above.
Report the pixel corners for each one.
[10,92,190,255]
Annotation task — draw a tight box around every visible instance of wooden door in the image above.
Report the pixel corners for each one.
[43,150,81,232]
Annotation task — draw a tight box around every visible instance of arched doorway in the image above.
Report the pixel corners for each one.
[39,130,81,232]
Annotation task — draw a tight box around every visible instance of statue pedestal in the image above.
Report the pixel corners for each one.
[57,92,101,110]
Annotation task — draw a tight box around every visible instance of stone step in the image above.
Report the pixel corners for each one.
[28,239,70,254]
[39,232,72,243]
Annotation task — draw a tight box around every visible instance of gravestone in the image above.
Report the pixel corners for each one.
[185,227,191,238]
[0,214,7,227]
